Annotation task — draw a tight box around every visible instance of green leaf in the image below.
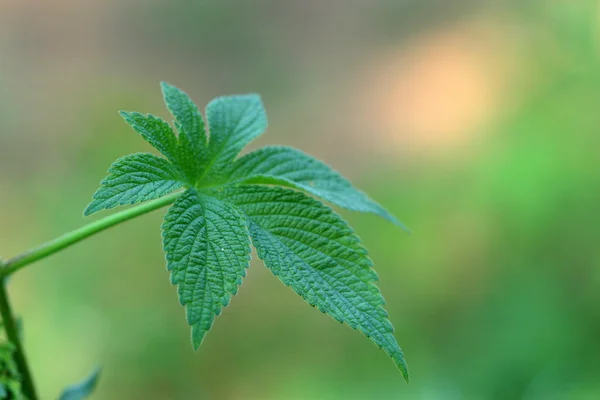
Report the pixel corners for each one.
[0,379,23,400]
[85,83,409,380]
[201,94,267,183]
[161,82,207,183]
[226,146,408,230]
[219,185,408,380]
[162,189,251,348]
[58,367,101,400]
[119,111,179,164]
[0,341,24,399]
[174,121,203,185]
[0,342,18,377]
[161,82,207,149]
[84,153,184,216]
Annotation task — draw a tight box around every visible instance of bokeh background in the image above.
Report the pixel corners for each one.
[1,1,599,399]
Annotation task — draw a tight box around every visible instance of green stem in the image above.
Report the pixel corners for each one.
[0,192,180,399]
[0,278,38,399]
[1,192,181,278]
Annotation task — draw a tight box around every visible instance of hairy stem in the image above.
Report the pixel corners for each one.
[1,191,181,278]
[0,277,38,399]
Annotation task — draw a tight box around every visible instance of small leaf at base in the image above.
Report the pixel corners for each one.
[58,367,101,400]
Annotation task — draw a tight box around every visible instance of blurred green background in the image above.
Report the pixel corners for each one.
[1,1,599,399]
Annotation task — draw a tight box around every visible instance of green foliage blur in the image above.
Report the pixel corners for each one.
[1,1,599,399]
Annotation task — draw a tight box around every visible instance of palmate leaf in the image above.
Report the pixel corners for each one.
[85,82,409,381]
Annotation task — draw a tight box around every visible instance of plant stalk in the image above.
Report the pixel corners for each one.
[0,277,38,399]
[0,192,180,399]
[1,191,181,278]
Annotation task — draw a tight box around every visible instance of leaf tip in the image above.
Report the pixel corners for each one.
[118,110,132,122]
[385,214,411,234]
[83,203,97,217]
[160,81,174,93]
[396,221,412,234]
[400,363,410,383]
[393,354,409,383]
[191,325,208,351]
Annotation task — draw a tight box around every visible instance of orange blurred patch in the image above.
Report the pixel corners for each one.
[360,17,518,157]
